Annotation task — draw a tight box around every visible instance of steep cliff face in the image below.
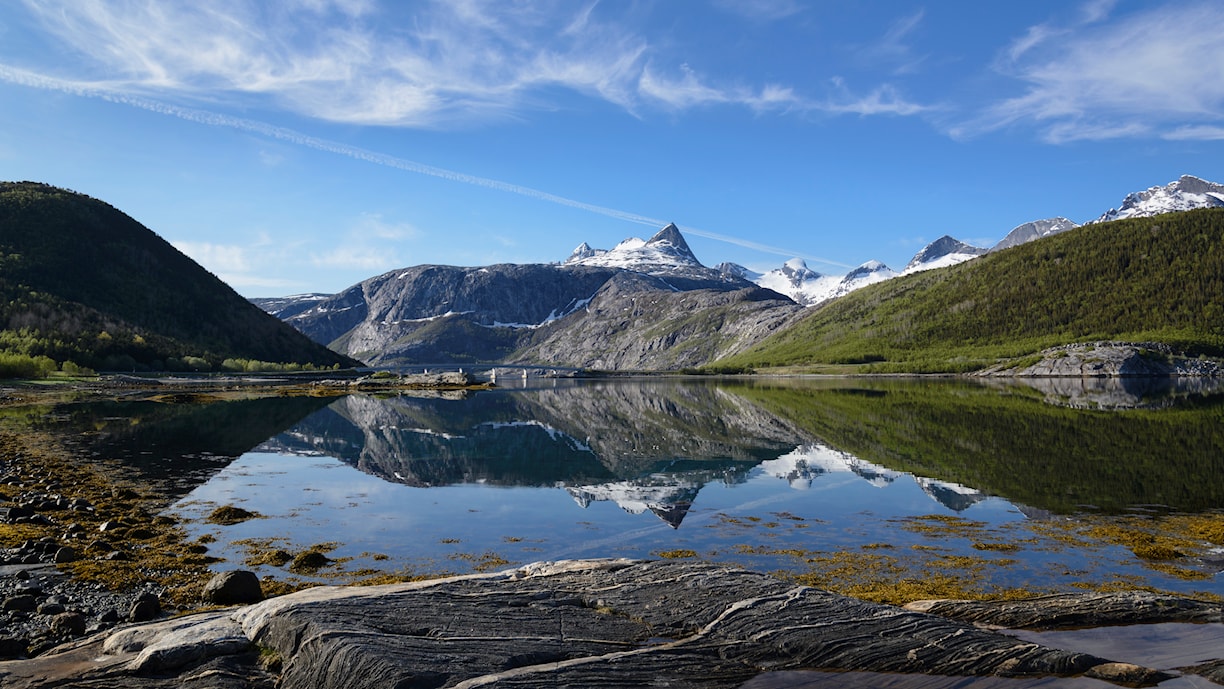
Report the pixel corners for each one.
[511,274,803,370]
[278,245,798,369]
[287,264,621,365]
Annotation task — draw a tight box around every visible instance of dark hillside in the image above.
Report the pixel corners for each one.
[0,181,359,372]
[722,208,1224,372]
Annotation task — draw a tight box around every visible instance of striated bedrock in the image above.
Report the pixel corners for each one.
[1,559,1202,688]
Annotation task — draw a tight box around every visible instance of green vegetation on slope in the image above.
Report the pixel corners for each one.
[0,182,360,375]
[721,209,1224,372]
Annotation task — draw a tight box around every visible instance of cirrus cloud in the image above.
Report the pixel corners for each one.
[960,1,1224,143]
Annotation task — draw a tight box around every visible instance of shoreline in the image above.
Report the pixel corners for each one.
[2,379,1223,684]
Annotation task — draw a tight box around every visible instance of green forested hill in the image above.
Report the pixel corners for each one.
[0,181,360,374]
[720,208,1224,373]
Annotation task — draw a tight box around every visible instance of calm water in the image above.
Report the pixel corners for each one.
[33,376,1224,597]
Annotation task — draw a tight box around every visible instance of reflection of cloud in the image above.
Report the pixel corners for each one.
[961,1,1224,143]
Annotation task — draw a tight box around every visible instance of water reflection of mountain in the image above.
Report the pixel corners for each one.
[260,383,1000,525]
[35,395,341,499]
[980,376,1224,410]
[259,384,791,525]
[736,378,1224,514]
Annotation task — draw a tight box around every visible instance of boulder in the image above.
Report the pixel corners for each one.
[128,593,161,622]
[202,571,263,605]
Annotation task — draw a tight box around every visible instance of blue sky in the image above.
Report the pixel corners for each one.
[2,0,1222,296]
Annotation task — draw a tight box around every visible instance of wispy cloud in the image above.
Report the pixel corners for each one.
[710,0,804,23]
[857,10,929,76]
[961,1,1224,143]
[173,241,252,275]
[10,0,926,127]
[1164,125,1224,141]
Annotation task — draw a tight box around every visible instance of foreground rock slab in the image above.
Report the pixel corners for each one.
[0,560,1187,688]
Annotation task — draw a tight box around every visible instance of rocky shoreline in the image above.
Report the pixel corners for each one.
[979,341,1224,377]
[2,559,1223,688]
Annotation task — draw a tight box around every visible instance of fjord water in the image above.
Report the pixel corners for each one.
[52,377,1224,596]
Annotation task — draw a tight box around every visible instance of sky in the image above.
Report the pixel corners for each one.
[2,0,1223,297]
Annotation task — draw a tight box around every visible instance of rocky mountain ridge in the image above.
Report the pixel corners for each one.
[260,223,799,369]
[749,175,1222,305]
[255,175,1222,370]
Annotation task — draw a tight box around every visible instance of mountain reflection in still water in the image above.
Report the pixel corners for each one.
[64,377,1222,597]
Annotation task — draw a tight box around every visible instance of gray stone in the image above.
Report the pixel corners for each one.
[35,602,64,616]
[0,636,26,660]
[51,547,76,565]
[48,611,86,638]
[129,593,161,622]
[2,595,37,613]
[203,571,263,605]
[903,590,1224,629]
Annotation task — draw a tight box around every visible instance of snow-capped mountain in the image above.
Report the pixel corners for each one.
[1093,175,1224,224]
[737,258,898,306]
[564,223,727,281]
[751,258,843,306]
[829,260,899,299]
[989,217,1079,253]
[902,236,988,274]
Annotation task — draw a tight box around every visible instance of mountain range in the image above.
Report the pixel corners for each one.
[257,174,1224,370]
[258,224,801,369]
[734,175,1224,306]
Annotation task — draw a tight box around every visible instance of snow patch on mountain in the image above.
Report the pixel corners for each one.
[902,236,988,275]
[829,260,899,299]
[750,258,844,306]
[1093,175,1224,224]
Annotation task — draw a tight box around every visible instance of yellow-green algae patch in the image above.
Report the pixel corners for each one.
[655,549,700,559]
[0,429,218,609]
[205,504,264,525]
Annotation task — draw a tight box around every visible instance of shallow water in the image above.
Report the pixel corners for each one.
[92,376,1213,597]
[28,376,1224,596]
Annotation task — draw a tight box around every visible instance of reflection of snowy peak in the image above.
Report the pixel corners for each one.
[760,444,989,512]
[1093,175,1224,223]
[758,444,904,489]
[914,478,987,512]
[903,236,987,274]
[567,478,701,528]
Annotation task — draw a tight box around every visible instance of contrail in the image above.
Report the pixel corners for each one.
[0,63,854,269]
